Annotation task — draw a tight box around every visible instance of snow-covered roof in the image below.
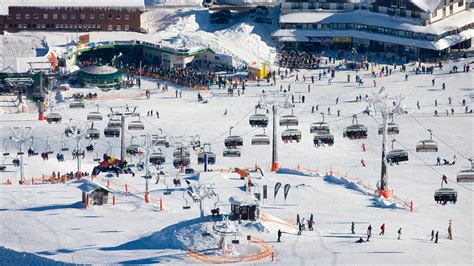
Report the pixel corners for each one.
[0,34,50,73]
[273,28,474,50]
[0,0,145,16]
[229,194,259,206]
[411,0,440,13]
[279,9,473,35]
[80,65,119,75]
[77,180,113,194]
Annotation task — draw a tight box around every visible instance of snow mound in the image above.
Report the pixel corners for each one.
[0,246,71,265]
[323,174,370,195]
[244,221,270,233]
[276,168,315,176]
[371,197,404,209]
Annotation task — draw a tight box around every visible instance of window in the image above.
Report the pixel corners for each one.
[92,24,96,29]
[458,0,464,7]
[64,24,68,29]
[60,24,64,28]
[55,24,59,28]
[42,24,46,28]
[71,14,76,19]
[19,24,23,29]
[116,14,121,20]
[124,24,130,31]
[25,14,30,19]
[16,14,21,19]
[387,8,395,16]
[53,14,58,19]
[108,14,113,19]
[33,14,39,19]
[291,3,302,9]
[124,14,129,20]
[6,15,11,19]
[116,24,121,30]
[90,14,95,19]
[442,7,446,17]
[43,14,48,19]
[108,24,113,30]
[400,9,406,17]
[432,10,438,17]
[308,3,316,9]
[400,0,407,8]
[97,24,101,29]
[80,14,85,19]
[4,24,8,28]
[449,5,453,14]
[78,24,82,29]
[320,3,330,9]
[100,13,105,19]
[74,24,77,28]
[412,11,420,18]
[62,14,67,19]
[337,3,344,10]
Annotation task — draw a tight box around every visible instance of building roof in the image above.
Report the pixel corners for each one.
[80,65,119,75]
[0,0,145,16]
[411,0,441,13]
[77,179,113,194]
[0,34,51,73]
[279,9,474,35]
[273,28,474,50]
[229,194,259,206]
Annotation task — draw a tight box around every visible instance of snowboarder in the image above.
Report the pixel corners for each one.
[431,230,435,241]
[380,223,385,235]
[277,229,282,242]
[351,222,355,234]
[435,231,439,243]
[397,228,402,240]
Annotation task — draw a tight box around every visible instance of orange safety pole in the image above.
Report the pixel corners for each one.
[107,179,110,188]
[160,197,163,211]
[410,201,413,212]
[271,246,275,262]
[112,195,116,206]
[31,177,34,184]
[145,192,150,203]
[125,184,128,196]
[84,194,88,209]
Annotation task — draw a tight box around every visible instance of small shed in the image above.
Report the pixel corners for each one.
[229,194,260,220]
[77,180,113,208]
[247,63,268,80]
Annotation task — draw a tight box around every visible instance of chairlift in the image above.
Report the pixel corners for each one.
[173,156,191,168]
[279,109,299,127]
[85,123,100,140]
[190,135,201,150]
[310,113,330,134]
[44,137,54,155]
[69,101,85,109]
[434,188,457,204]
[87,105,103,121]
[223,148,241,157]
[198,143,216,165]
[126,136,141,156]
[343,115,368,139]
[46,112,62,124]
[128,116,145,131]
[456,159,474,182]
[173,147,190,158]
[313,133,334,146]
[416,129,438,152]
[149,150,166,165]
[152,129,170,148]
[378,114,399,135]
[27,137,39,157]
[249,112,269,128]
[93,152,101,162]
[104,127,120,138]
[183,191,191,209]
[2,139,10,156]
[64,125,77,137]
[251,129,270,145]
[281,128,302,143]
[224,127,243,148]
[386,140,408,165]
[108,117,122,128]
[60,134,69,151]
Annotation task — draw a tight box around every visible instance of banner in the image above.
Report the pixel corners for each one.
[79,34,90,44]
[283,184,291,200]
[274,182,282,198]
[263,185,267,199]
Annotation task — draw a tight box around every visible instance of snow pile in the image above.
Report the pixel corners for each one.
[323,175,370,195]
[371,197,403,209]
[146,0,202,6]
[244,221,270,233]
[276,168,315,176]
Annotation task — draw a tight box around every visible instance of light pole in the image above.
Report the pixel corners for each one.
[10,127,32,182]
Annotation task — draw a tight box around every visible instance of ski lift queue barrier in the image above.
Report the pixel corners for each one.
[187,236,272,264]
[123,69,209,91]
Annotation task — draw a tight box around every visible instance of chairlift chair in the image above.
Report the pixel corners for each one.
[386,140,408,165]
[27,138,39,157]
[126,136,141,156]
[279,109,299,127]
[249,113,269,128]
[87,105,103,121]
[198,143,216,165]
[44,137,54,155]
[456,159,474,182]
[85,124,101,140]
[149,151,166,165]
[434,188,457,204]
[378,123,400,135]
[190,135,201,149]
[93,152,101,162]
[108,117,122,128]
[173,147,191,158]
[343,115,367,139]
[310,113,330,134]
[281,128,302,143]
[128,116,145,131]
[46,112,62,124]
[69,101,85,109]
[60,134,69,151]
[251,130,271,145]
[183,191,191,209]
[313,133,334,146]
[173,156,191,168]
[416,129,438,152]
[224,127,243,148]
[2,139,10,156]
[104,127,120,138]
[152,131,170,148]
[223,148,241,157]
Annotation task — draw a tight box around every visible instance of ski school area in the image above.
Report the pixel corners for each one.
[1,45,473,264]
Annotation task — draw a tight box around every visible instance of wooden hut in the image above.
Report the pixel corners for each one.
[229,194,260,220]
[77,180,113,208]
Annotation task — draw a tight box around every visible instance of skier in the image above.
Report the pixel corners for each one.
[442,82,446,90]
[435,231,439,243]
[298,223,303,235]
[435,99,438,106]
[362,143,366,152]
[301,218,306,230]
[223,109,228,116]
[277,229,282,242]
[302,95,305,103]
[432,78,435,86]
[434,110,438,117]
[308,219,313,231]
[361,159,366,167]
[397,228,402,240]
[437,156,441,165]
[441,174,448,187]
[448,97,452,105]
[430,230,435,241]
[448,220,452,240]
[373,79,376,87]
[380,223,385,235]
[367,225,372,241]
[336,97,339,104]
[351,222,355,234]
[417,101,420,109]
[404,73,408,81]
[156,111,160,119]
[337,110,340,117]
[296,214,300,226]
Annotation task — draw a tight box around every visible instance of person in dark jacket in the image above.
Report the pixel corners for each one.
[277,229,282,242]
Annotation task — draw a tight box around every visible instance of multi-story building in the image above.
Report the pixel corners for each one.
[273,0,473,59]
[0,0,145,33]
